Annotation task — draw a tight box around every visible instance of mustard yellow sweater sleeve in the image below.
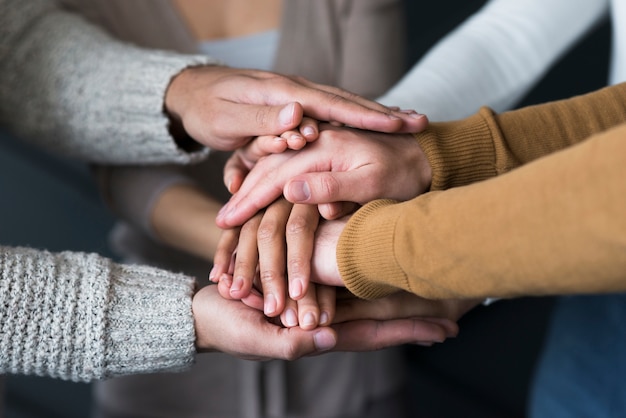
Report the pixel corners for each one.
[338,83,626,300]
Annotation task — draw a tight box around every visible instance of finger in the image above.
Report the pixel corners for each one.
[241,286,265,312]
[298,117,319,142]
[193,283,337,359]
[223,136,290,193]
[217,151,298,228]
[316,285,336,326]
[284,171,374,204]
[332,318,449,351]
[296,285,320,331]
[280,296,300,328]
[286,204,319,300]
[257,326,337,360]
[317,202,358,220]
[290,77,428,133]
[201,101,305,150]
[210,228,240,282]
[230,214,262,300]
[223,153,247,194]
[217,273,234,299]
[281,130,307,150]
[257,199,292,317]
[418,317,460,338]
[333,291,451,324]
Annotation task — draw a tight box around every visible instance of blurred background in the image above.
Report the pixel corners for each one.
[1,0,611,416]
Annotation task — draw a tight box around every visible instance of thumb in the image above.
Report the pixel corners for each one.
[270,327,337,359]
[200,102,304,150]
[285,171,371,204]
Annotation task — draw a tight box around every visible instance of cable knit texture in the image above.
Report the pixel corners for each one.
[0,246,196,382]
[0,0,216,165]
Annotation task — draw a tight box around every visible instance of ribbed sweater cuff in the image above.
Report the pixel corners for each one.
[416,107,500,190]
[338,199,407,299]
[104,263,197,378]
[0,247,196,382]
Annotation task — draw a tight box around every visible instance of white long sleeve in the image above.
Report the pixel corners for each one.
[378,0,609,121]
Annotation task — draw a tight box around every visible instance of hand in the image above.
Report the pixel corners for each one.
[193,284,337,360]
[216,124,432,228]
[211,199,326,326]
[192,285,462,358]
[332,291,481,347]
[164,66,428,152]
[334,289,480,326]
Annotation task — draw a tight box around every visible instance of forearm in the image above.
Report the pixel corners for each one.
[0,0,216,164]
[151,183,223,261]
[418,82,626,190]
[377,0,609,120]
[0,245,196,381]
[339,124,626,299]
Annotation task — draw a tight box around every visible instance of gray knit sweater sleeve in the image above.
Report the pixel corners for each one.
[0,0,219,165]
[0,245,197,382]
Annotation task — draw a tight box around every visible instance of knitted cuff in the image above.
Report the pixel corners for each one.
[416,107,500,191]
[338,200,407,299]
[103,263,197,378]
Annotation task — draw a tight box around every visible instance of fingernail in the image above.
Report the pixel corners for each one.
[302,312,316,328]
[314,330,336,351]
[290,279,303,299]
[220,273,232,288]
[230,276,243,295]
[264,293,277,316]
[279,103,296,127]
[290,133,303,142]
[320,311,330,325]
[284,309,298,327]
[302,126,315,138]
[287,181,310,202]
[208,266,217,282]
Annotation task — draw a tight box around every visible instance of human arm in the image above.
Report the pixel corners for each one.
[335,86,626,300]
[0,244,453,380]
[0,1,426,166]
[377,0,609,120]
[219,81,626,230]
[216,126,432,227]
[0,245,197,381]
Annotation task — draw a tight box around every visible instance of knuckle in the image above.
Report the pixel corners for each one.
[256,108,270,129]
[319,175,341,199]
[285,214,311,237]
[259,269,281,286]
[281,341,300,361]
[257,222,279,244]
[287,257,306,277]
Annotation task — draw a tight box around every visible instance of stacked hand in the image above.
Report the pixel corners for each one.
[166,69,470,359]
[164,66,428,153]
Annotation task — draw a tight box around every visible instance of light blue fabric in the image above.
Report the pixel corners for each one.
[529,293,626,418]
[197,30,279,70]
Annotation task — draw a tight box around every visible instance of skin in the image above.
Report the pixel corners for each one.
[164,66,428,154]
[212,198,476,336]
[216,124,433,228]
[213,200,326,326]
[192,284,461,360]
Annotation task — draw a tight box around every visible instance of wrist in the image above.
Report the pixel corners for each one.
[163,67,204,152]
